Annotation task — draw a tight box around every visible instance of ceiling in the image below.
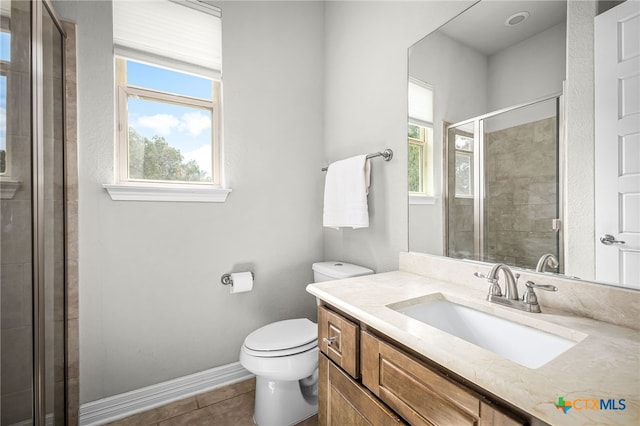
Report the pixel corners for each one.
[439,0,567,56]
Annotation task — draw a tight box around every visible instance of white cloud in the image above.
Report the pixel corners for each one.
[182,144,212,177]
[136,114,180,136]
[179,111,211,137]
[135,111,211,138]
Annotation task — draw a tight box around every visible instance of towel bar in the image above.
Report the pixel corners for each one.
[321,148,393,171]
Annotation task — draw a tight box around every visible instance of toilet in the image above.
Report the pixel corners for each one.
[239,261,374,426]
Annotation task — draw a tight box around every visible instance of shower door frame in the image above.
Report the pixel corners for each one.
[443,92,565,269]
[31,1,68,424]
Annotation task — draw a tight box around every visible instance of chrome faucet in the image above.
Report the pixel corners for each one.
[536,253,559,273]
[475,263,557,313]
[486,263,519,300]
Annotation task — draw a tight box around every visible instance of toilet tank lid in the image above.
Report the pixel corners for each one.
[245,318,317,352]
[312,261,374,279]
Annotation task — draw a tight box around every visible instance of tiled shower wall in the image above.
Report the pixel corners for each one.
[1,2,35,424]
[446,117,559,271]
[64,20,80,426]
[484,117,559,270]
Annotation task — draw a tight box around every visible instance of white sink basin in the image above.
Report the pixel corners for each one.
[390,295,582,369]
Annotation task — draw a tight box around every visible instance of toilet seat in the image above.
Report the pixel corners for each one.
[243,340,317,357]
[243,318,317,357]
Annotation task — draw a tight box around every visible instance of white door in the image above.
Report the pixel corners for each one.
[595,0,640,288]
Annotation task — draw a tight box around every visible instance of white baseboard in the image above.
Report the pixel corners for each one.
[79,362,254,426]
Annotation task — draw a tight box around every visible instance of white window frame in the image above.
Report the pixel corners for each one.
[408,78,434,200]
[106,58,230,202]
[115,58,221,185]
[0,29,21,200]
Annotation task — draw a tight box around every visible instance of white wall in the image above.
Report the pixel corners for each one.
[323,0,473,272]
[488,22,567,112]
[54,0,325,403]
[486,22,566,133]
[408,31,488,255]
[565,0,597,280]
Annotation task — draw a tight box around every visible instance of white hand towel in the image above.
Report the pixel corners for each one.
[323,155,371,229]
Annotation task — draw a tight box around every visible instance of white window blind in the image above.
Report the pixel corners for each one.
[408,78,433,124]
[113,0,221,79]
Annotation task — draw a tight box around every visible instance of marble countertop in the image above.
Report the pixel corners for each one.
[307,270,640,425]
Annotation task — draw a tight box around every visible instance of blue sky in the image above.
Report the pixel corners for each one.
[127,60,213,178]
[1,31,9,153]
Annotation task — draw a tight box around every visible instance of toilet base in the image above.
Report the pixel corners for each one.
[254,373,318,426]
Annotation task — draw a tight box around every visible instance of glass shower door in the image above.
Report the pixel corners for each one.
[1,1,66,424]
[1,1,34,424]
[445,121,476,260]
[41,3,66,425]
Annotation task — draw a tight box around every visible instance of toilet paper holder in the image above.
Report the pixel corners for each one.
[221,272,255,286]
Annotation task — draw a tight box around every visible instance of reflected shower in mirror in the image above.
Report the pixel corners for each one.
[408,0,640,290]
[444,97,561,273]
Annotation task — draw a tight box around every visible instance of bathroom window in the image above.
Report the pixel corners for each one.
[111,0,225,193]
[116,59,220,185]
[408,79,434,196]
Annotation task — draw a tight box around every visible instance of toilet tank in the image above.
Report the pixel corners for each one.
[312,261,374,282]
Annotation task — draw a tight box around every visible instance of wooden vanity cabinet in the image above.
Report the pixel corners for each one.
[361,331,523,426]
[318,305,524,426]
[318,305,360,378]
[318,306,403,425]
[319,354,405,425]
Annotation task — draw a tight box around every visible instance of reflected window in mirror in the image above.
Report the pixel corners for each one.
[454,134,473,198]
[408,78,434,198]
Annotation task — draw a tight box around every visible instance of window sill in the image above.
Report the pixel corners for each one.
[103,183,232,203]
[0,179,21,200]
[409,194,437,205]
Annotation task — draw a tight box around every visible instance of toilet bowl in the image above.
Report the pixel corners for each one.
[240,261,374,426]
[240,319,319,426]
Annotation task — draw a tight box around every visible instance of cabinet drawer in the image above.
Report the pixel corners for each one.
[318,305,359,378]
[361,330,480,426]
[319,354,405,425]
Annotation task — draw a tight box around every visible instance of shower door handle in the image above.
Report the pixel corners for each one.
[600,234,625,245]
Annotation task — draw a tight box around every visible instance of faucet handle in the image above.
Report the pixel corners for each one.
[475,272,502,297]
[524,281,557,292]
[522,281,557,312]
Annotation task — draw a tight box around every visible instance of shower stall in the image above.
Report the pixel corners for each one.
[1,0,70,424]
[444,96,563,273]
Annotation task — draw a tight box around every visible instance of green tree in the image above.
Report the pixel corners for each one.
[128,128,207,182]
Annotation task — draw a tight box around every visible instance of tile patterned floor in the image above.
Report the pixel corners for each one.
[106,378,318,426]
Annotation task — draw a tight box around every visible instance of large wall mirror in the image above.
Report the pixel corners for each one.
[408,0,640,290]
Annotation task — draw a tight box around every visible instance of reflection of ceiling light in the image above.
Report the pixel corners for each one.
[505,11,530,26]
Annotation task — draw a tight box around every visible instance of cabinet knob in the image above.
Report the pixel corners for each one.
[323,337,337,345]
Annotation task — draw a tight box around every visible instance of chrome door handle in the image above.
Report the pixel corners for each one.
[600,234,626,245]
[322,337,337,345]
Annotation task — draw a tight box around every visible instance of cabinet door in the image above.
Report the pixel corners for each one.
[362,331,522,426]
[318,305,360,378]
[319,354,405,426]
